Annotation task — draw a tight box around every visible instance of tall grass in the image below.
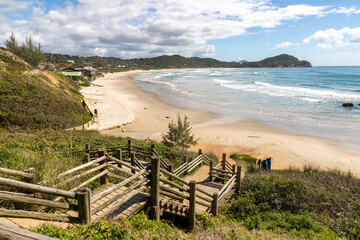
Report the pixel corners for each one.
[225,167,360,239]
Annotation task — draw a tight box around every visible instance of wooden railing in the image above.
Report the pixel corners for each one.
[0,167,36,183]
[0,174,85,223]
[0,220,56,240]
[173,150,211,177]
[0,145,242,230]
[70,141,171,172]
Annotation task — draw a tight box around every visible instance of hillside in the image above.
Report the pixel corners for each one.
[240,54,312,68]
[45,53,311,71]
[0,48,91,129]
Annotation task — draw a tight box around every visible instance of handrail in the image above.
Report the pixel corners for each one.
[92,169,147,203]
[153,150,169,169]
[57,156,106,179]
[0,167,34,179]
[0,177,76,198]
[218,174,236,198]
[160,168,189,186]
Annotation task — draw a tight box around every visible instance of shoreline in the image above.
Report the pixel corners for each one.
[82,71,360,177]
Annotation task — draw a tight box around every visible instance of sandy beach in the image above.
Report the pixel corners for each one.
[82,71,360,176]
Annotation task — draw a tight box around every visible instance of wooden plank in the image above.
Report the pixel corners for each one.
[107,172,126,181]
[69,170,108,193]
[0,209,76,222]
[93,186,147,222]
[0,220,57,240]
[0,191,76,210]
[218,175,236,197]
[92,169,147,203]
[53,163,107,188]
[160,168,189,186]
[92,178,149,215]
[57,156,106,179]
[160,185,189,200]
[107,156,141,172]
[0,177,75,198]
[0,167,33,179]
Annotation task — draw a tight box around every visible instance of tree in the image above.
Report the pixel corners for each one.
[162,114,198,149]
[4,33,21,56]
[4,33,44,67]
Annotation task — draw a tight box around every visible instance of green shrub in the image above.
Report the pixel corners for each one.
[225,170,360,239]
[229,154,257,166]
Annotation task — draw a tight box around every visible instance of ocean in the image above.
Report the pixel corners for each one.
[134,67,360,150]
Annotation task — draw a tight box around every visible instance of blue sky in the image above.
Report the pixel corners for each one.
[1,0,360,66]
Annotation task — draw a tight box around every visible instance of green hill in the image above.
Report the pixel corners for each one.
[0,48,91,129]
[240,54,312,68]
[45,53,311,71]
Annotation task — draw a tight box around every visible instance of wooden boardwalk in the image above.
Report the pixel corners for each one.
[91,184,149,220]
[0,144,240,236]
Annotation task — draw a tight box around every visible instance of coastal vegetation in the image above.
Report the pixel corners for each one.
[162,114,198,150]
[0,48,91,129]
[4,33,44,67]
[1,48,358,240]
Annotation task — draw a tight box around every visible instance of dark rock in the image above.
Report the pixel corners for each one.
[342,103,354,107]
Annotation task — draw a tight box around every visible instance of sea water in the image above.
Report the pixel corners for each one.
[134,67,360,150]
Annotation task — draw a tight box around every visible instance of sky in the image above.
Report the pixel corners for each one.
[1,0,360,66]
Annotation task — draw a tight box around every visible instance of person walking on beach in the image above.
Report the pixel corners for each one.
[94,109,98,119]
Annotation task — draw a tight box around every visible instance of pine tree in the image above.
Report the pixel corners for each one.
[4,33,44,67]
[162,114,198,149]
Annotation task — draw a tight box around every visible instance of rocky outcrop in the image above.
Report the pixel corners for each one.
[342,103,354,107]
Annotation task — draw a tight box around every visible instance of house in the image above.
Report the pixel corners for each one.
[61,68,82,81]
[61,71,82,81]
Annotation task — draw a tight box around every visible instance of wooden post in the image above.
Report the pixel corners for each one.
[151,144,155,154]
[232,164,236,174]
[98,149,108,185]
[77,188,91,224]
[179,183,184,203]
[209,160,213,182]
[24,168,37,200]
[236,166,242,194]
[131,153,136,174]
[198,149,203,166]
[128,139,132,158]
[150,155,160,221]
[116,149,122,168]
[83,153,90,164]
[24,168,36,184]
[189,180,196,229]
[168,164,173,181]
[211,192,218,216]
[85,143,90,153]
[222,153,226,183]
[184,156,188,175]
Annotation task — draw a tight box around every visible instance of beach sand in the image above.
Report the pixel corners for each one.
[82,71,360,176]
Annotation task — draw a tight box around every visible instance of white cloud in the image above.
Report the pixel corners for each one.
[0,0,338,58]
[329,7,360,15]
[274,41,300,49]
[304,27,360,49]
[0,0,32,13]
